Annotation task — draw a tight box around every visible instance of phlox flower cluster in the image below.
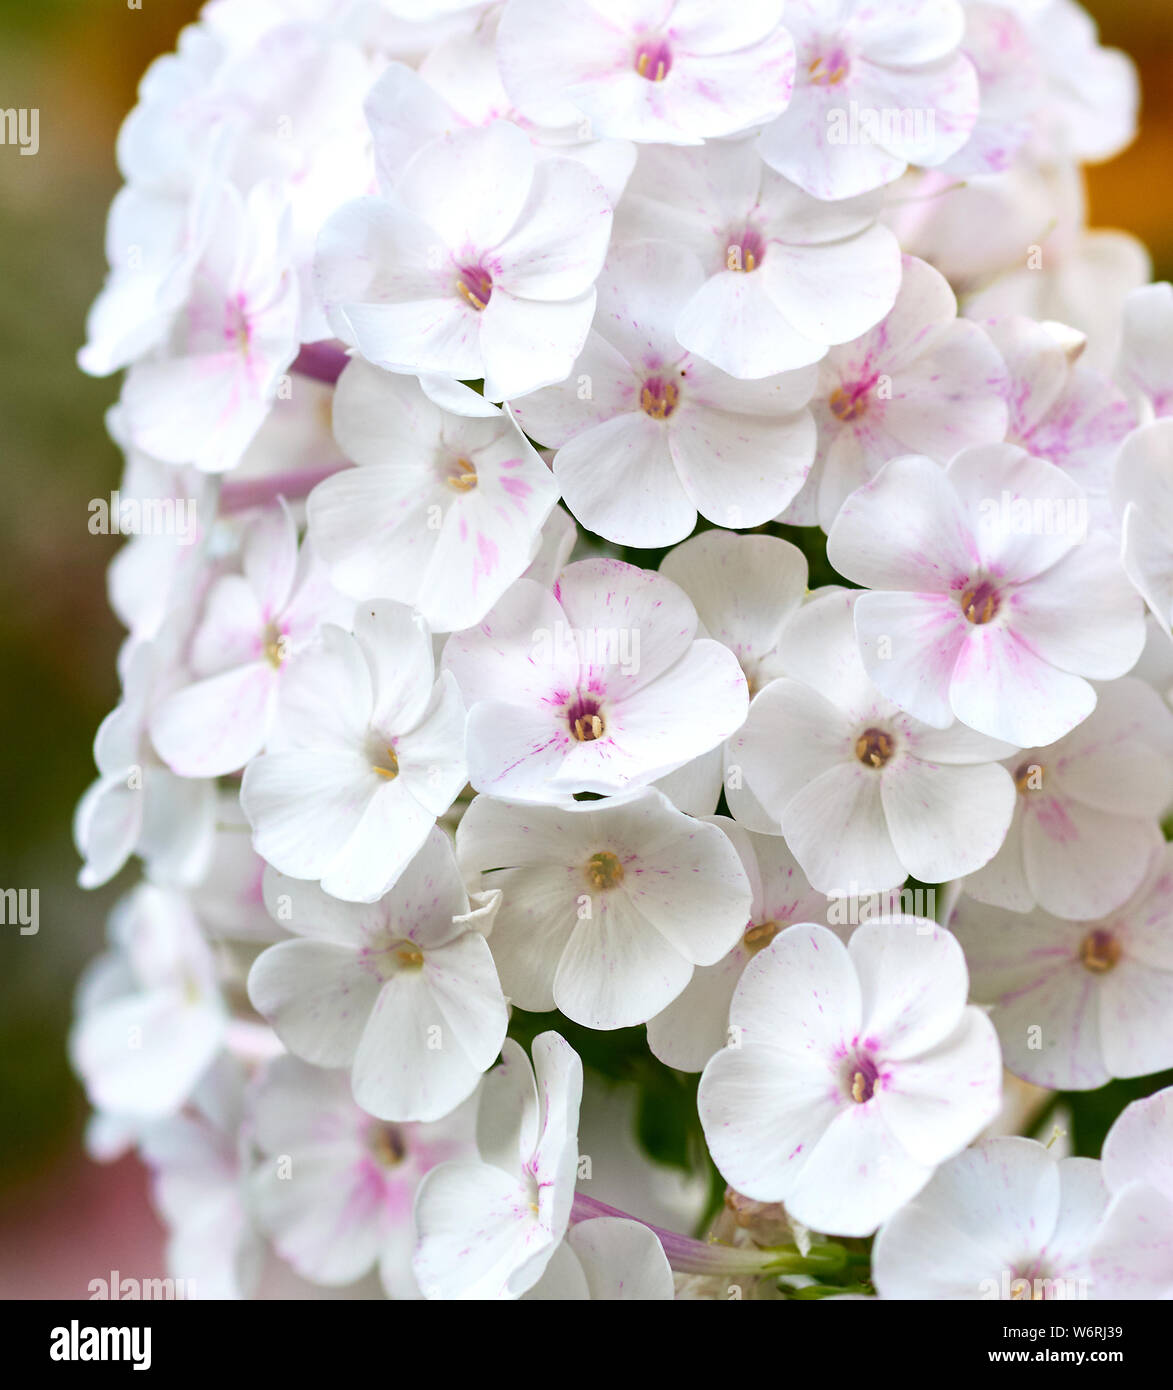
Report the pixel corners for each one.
[71,0,1173,1301]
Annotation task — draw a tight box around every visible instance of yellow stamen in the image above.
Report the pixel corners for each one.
[457,280,487,312]
[370,1125,406,1167]
[446,458,478,492]
[573,713,604,742]
[829,385,867,422]
[640,381,679,420]
[1079,931,1120,974]
[743,920,780,953]
[263,624,285,669]
[585,851,624,891]
[855,728,895,769]
[961,587,999,625]
[373,747,400,780]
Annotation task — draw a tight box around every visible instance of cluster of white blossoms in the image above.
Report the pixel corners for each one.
[70,0,1173,1300]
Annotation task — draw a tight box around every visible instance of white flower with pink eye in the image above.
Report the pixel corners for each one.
[121,180,301,474]
[150,501,351,778]
[240,601,467,903]
[413,1032,582,1300]
[826,446,1147,746]
[698,918,1002,1237]
[495,0,795,147]
[951,844,1173,1090]
[315,121,613,401]
[441,557,749,803]
[964,677,1173,920]
[785,255,1009,531]
[510,240,816,547]
[617,139,901,379]
[306,360,558,633]
[647,820,844,1074]
[249,1055,478,1299]
[69,883,226,1120]
[755,0,979,201]
[248,826,506,1123]
[1113,418,1173,636]
[872,1136,1107,1300]
[725,589,1018,893]
[455,788,752,1029]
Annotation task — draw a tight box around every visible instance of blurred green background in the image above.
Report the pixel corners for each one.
[0,0,1170,1294]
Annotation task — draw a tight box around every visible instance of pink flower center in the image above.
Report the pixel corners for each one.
[567,695,606,743]
[829,382,871,422]
[960,580,1001,625]
[1014,761,1043,794]
[456,263,493,312]
[262,622,286,669]
[444,456,478,492]
[1079,929,1121,974]
[846,1053,880,1104]
[640,376,680,419]
[743,919,781,953]
[368,1123,407,1168]
[634,37,672,82]
[726,227,765,274]
[585,851,624,891]
[809,48,850,86]
[224,293,251,354]
[855,727,895,769]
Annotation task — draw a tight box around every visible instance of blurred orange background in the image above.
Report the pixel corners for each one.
[0,0,1168,1298]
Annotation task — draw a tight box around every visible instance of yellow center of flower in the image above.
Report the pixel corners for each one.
[1015,761,1044,794]
[369,1124,406,1167]
[809,55,849,86]
[446,458,478,492]
[743,920,781,953]
[961,582,1000,625]
[585,851,625,891]
[373,747,400,780]
[572,712,605,742]
[855,728,895,769]
[829,385,868,422]
[1079,930,1120,974]
[640,379,679,420]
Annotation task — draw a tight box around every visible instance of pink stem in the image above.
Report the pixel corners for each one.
[292,341,349,386]
[219,462,351,514]
[569,1193,779,1276]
